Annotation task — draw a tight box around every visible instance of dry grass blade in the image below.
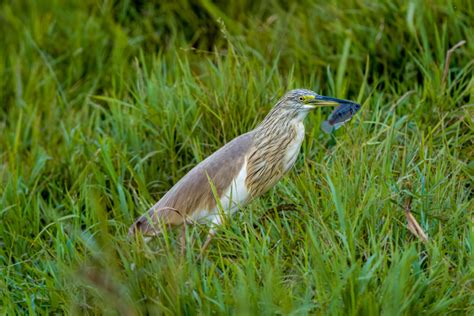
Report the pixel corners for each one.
[404,197,428,243]
[442,40,467,86]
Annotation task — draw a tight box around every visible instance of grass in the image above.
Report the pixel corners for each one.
[0,0,473,314]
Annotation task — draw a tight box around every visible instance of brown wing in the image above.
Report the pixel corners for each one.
[129,132,255,236]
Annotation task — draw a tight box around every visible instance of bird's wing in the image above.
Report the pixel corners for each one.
[129,132,255,236]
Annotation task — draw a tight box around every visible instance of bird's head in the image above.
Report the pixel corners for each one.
[271,89,357,122]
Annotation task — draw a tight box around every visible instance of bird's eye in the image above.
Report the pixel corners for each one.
[299,96,304,101]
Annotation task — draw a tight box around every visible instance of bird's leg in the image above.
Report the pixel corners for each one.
[200,214,224,256]
[180,222,187,257]
[200,228,216,257]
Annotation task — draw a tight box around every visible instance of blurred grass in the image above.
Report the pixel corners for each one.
[0,0,473,314]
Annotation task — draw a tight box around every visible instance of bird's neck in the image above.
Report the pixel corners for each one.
[246,115,304,198]
[256,108,292,135]
[254,107,307,143]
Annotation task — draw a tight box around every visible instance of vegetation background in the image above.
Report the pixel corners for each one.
[1,0,473,314]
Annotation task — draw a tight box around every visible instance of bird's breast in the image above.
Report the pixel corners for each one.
[245,122,305,197]
[283,122,305,172]
[190,159,250,223]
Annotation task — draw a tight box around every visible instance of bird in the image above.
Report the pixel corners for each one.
[129,89,359,251]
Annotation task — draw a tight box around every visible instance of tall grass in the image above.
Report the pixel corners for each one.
[0,0,473,314]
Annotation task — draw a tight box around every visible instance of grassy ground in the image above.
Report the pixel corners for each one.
[1,0,473,314]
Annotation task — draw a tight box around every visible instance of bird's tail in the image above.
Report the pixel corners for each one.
[321,120,335,134]
[128,210,162,238]
[128,206,180,238]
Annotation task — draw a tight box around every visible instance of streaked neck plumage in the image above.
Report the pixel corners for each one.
[245,102,310,198]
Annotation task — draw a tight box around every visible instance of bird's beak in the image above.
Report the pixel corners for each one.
[306,95,358,109]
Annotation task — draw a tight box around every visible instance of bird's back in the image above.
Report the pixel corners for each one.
[129,132,254,235]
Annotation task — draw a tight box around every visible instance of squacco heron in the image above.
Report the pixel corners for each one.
[129,89,360,251]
